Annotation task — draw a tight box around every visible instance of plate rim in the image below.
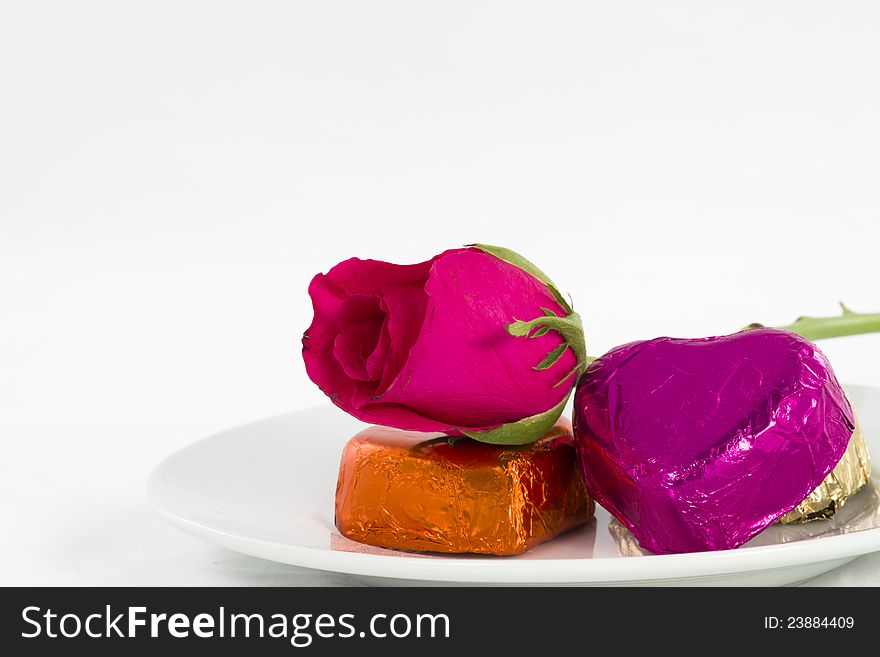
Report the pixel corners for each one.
[146,384,880,584]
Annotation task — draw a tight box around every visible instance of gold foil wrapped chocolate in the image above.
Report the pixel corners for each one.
[780,418,872,524]
[608,519,645,557]
[334,418,594,555]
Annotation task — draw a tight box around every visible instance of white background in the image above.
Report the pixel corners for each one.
[2,1,879,585]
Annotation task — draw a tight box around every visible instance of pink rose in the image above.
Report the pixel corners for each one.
[302,245,586,444]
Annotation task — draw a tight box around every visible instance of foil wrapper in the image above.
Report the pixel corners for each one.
[334,418,594,555]
[612,478,880,555]
[781,417,871,523]
[573,328,855,554]
[608,519,646,557]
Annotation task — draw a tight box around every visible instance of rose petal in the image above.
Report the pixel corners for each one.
[316,257,434,296]
[303,274,363,408]
[333,316,384,381]
[376,249,575,427]
[364,314,392,382]
[328,295,384,382]
[303,255,456,432]
[375,283,430,394]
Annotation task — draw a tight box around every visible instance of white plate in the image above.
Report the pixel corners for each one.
[148,385,880,586]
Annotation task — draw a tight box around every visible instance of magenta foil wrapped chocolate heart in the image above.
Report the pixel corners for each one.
[573,328,855,554]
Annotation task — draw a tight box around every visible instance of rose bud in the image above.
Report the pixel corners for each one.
[302,245,586,444]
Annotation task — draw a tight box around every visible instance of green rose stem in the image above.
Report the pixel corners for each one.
[580,303,880,369]
[761,303,880,342]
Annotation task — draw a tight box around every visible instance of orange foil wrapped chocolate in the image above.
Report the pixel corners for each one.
[334,417,594,555]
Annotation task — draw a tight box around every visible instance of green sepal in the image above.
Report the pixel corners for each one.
[507,311,587,380]
[468,243,573,314]
[460,392,571,446]
[534,343,569,370]
[552,365,581,388]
